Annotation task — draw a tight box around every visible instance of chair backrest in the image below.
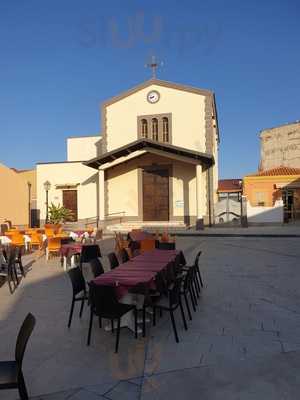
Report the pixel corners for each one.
[107,252,119,269]
[183,267,193,292]
[48,237,61,251]
[169,277,182,307]
[89,258,104,278]
[11,233,24,246]
[161,231,170,242]
[1,223,8,235]
[67,267,86,296]
[15,313,36,366]
[194,251,202,267]
[119,248,129,263]
[89,282,120,316]
[30,231,42,244]
[140,239,156,253]
[45,227,55,237]
[80,244,101,262]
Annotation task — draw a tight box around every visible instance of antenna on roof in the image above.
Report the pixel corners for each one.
[145,55,163,79]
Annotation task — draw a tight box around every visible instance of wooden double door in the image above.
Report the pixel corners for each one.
[143,168,169,221]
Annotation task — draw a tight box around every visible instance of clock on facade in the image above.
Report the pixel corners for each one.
[147,90,160,103]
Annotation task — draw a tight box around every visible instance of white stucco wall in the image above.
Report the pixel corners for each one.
[36,162,98,220]
[105,84,206,153]
[67,136,102,162]
[106,165,139,216]
[247,200,284,224]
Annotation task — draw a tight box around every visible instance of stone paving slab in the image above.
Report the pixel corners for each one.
[1,236,300,399]
[141,350,300,400]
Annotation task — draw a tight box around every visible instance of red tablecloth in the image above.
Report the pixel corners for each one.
[60,243,83,258]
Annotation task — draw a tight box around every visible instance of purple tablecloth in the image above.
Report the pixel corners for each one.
[93,249,183,298]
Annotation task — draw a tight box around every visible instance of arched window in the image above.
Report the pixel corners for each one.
[162,117,169,142]
[141,119,148,138]
[152,118,158,141]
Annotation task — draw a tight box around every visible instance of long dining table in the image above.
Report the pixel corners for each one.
[93,249,186,331]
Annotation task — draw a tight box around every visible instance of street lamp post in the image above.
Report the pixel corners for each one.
[44,181,51,223]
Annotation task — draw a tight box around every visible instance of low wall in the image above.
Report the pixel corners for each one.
[246,200,284,224]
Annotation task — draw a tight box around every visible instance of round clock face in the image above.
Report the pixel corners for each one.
[147,90,160,104]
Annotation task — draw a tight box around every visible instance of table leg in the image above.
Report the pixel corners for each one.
[63,256,67,271]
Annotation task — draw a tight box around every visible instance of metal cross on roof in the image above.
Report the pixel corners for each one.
[145,55,163,79]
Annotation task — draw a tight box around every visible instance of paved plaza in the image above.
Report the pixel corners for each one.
[1,234,300,399]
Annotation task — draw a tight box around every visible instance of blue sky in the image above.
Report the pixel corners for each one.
[0,0,299,178]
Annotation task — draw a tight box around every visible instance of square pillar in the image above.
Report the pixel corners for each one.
[98,169,105,222]
[196,164,204,230]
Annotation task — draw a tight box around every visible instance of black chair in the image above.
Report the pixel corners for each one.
[194,251,204,288]
[158,242,176,250]
[181,268,197,319]
[14,246,25,278]
[182,251,203,298]
[152,277,187,343]
[119,248,130,263]
[88,258,104,278]
[79,245,101,270]
[107,252,119,270]
[87,282,137,353]
[0,248,19,293]
[67,267,88,327]
[0,313,36,399]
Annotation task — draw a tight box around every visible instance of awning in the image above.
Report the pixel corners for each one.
[84,139,214,169]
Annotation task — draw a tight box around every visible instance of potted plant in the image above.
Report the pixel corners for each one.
[47,203,74,230]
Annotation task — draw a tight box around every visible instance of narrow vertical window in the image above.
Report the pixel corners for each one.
[141,119,148,138]
[162,117,169,142]
[152,118,158,141]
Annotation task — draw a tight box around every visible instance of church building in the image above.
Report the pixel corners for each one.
[36,78,219,229]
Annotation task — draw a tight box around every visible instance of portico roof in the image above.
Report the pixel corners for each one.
[83,139,214,169]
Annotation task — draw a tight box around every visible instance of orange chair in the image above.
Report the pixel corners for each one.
[9,233,25,248]
[46,237,61,260]
[161,231,170,243]
[29,232,43,250]
[140,238,156,253]
[45,227,55,237]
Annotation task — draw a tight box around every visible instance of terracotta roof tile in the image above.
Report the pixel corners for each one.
[249,166,300,177]
[218,179,242,192]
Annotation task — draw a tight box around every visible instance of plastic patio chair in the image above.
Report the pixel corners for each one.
[87,282,137,353]
[0,313,36,400]
[107,252,119,270]
[67,267,88,327]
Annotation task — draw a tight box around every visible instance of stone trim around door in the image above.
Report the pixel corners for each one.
[137,164,173,222]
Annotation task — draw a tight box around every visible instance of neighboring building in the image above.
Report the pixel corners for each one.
[217,179,242,201]
[36,78,220,228]
[260,121,300,170]
[243,166,300,222]
[215,179,242,223]
[0,163,34,227]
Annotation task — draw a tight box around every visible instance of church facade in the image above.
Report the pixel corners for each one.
[36,79,219,229]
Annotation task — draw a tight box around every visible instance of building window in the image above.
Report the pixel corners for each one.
[152,118,159,141]
[255,192,266,206]
[141,119,148,138]
[162,117,169,142]
[138,114,171,143]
